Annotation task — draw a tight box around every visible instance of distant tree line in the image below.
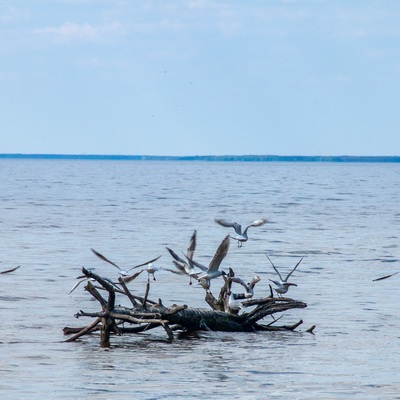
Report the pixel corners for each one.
[1,154,399,162]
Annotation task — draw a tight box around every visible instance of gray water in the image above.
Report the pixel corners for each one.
[0,159,399,399]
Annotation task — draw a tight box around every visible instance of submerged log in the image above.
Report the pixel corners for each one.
[64,267,310,346]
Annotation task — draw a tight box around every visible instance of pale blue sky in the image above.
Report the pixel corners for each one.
[1,1,400,156]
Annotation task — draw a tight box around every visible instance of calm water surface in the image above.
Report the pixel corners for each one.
[0,160,399,399]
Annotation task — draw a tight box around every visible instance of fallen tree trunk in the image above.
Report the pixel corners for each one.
[64,267,310,347]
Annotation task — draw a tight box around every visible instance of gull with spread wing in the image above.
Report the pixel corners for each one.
[186,235,230,291]
[166,230,206,284]
[266,254,302,297]
[214,218,269,247]
[91,248,161,277]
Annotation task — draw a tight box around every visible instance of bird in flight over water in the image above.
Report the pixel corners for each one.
[214,218,269,247]
[266,254,302,297]
[373,271,399,282]
[186,235,230,291]
[91,248,161,277]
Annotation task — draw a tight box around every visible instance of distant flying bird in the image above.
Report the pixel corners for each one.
[0,265,20,274]
[266,254,302,297]
[373,271,400,282]
[91,248,161,277]
[214,218,269,247]
[186,235,230,291]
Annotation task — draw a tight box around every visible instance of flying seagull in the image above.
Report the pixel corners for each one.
[373,271,400,282]
[266,254,302,297]
[187,235,230,291]
[91,248,161,277]
[214,218,269,247]
[231,275,261,299]
[0,265,20,274]
[166,230,205,284]
[130,260,180,282]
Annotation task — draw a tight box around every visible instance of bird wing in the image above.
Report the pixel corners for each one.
[215,218,242,235]
[207,235,230,273]
[249,218,268,227]
[285,257,303,281]
[131,255,162,270]
[373,271,400,282]
[186,230,197,261]
[231,276,250,291]
[0,265,20,274]
[185,256,208,272]
[122,270,144,284]
[166,247,188,274]
[69,278,87,294]
[266,254,283,281]
[91,248,121,271]
[243,219,268,233]
[166,247,185,264]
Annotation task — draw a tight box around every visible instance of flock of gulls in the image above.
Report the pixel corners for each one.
[63,217,400,309]
[68,217,308,311]
[1,218,397,306]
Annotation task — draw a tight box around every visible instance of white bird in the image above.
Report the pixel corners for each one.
[214,218,269,247]
[228,291,245,311]
[187,235,230,291]
[166,230,206,284]
[231,275,261,299]
[266,254,302,297]
[131,259,181,282]
[91,248,161,277]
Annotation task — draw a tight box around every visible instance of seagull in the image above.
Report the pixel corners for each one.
[130,259,180,282]
[266,254,302,297]
[214,218,269,247]
[231,275,261,299]
[0,265,20,274]
[69,274,117,294]
[190,235,230,290]
[228,291,245,311]
[166,230,206,284]
[373,271,400,282]
[91,248,161,277]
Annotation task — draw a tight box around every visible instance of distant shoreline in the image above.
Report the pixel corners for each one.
[0,154,399,162]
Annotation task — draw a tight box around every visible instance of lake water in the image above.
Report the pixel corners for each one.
[0,159,399,399]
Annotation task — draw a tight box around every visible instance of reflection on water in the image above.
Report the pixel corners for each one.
[0,160,399,398]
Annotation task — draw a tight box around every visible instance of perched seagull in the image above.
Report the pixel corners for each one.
[188,235,230,291]
[266,254,302,297]
[166,230,206,284]
[91,248,161,277]
[228,291,245,311]
[214,218,269,247]
[373,271,400,282]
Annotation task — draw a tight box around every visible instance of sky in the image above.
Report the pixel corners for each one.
[1,0,400,156]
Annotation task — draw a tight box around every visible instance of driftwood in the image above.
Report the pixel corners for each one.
[64,265,311,347]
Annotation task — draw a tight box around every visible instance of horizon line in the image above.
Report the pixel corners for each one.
[1,153,400,162]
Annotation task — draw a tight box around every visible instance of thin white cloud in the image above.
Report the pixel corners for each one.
[33,21,123,42]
